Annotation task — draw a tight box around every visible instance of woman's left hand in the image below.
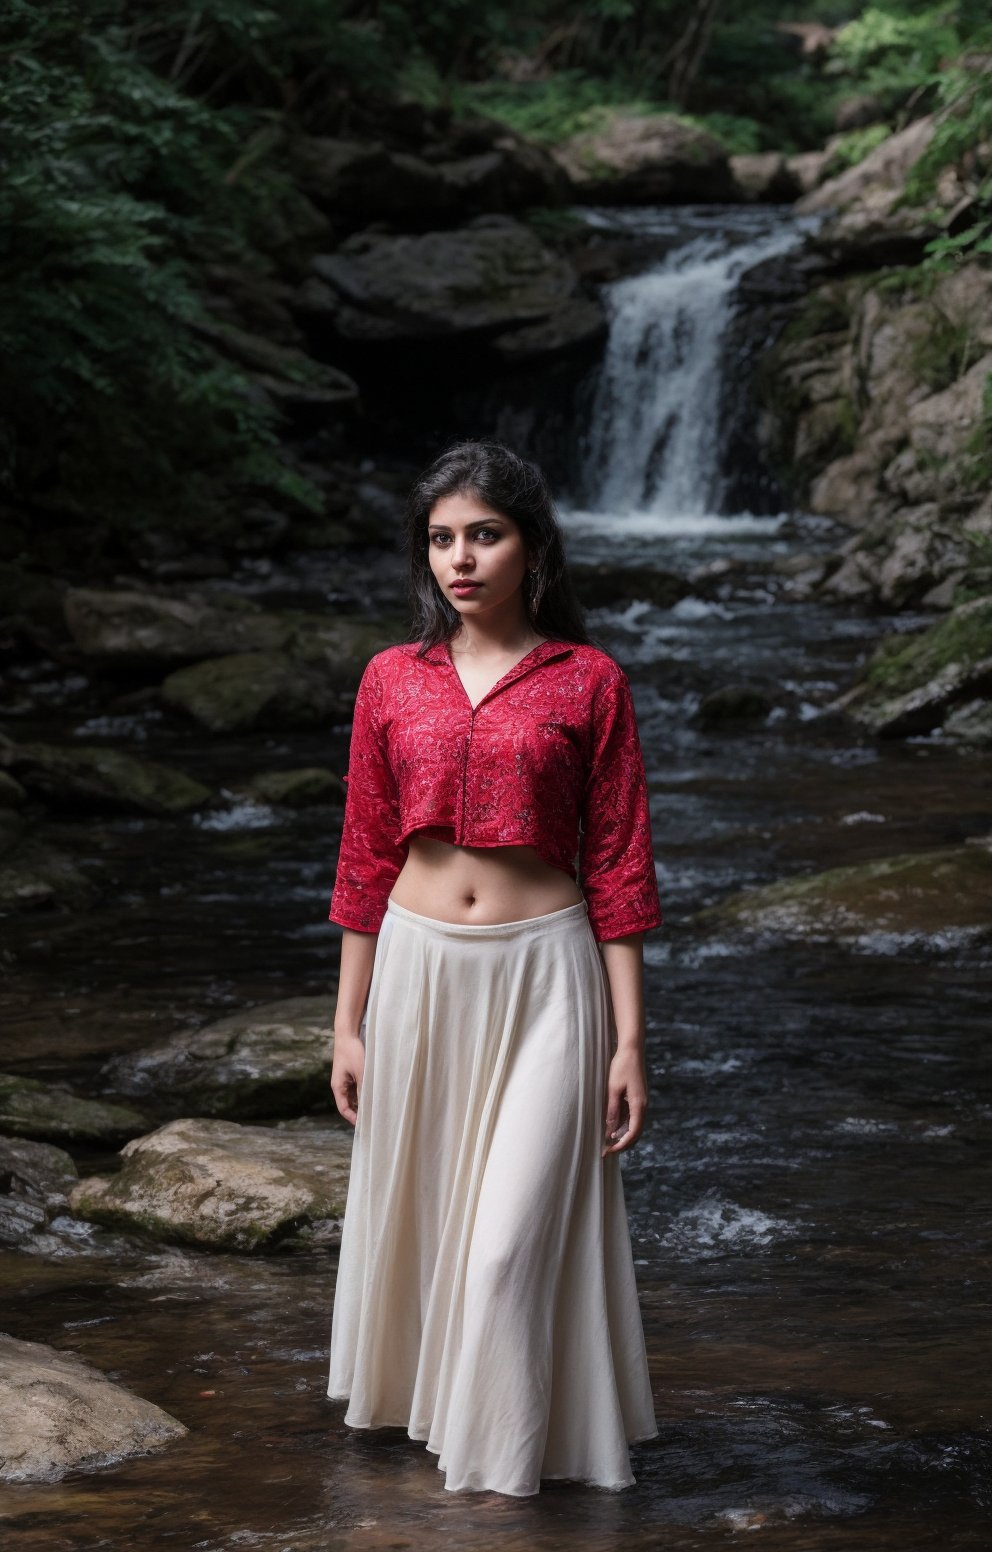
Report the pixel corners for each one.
[602,1045,648,1156]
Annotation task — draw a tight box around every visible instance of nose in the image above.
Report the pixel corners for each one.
[452,534,474,569]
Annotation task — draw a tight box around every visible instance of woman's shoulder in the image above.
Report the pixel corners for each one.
[560,641,631,690]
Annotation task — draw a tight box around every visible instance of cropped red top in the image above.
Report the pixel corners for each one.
[327,637,663,942]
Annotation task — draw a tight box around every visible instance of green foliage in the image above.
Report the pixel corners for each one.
[823,123,893,175]
[0,0,326,536]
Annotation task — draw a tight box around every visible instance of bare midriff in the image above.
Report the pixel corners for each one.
[388,833,584,926]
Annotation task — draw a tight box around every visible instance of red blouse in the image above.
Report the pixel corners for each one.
[327,638,663,942]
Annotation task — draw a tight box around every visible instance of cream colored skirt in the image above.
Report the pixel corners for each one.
[326,896,658,1497]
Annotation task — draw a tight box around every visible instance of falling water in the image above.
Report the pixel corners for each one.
[579,209,818,520]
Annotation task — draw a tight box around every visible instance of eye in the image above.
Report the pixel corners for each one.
[475,527,500,542]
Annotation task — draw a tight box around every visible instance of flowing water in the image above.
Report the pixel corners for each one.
[1,205,989,1549]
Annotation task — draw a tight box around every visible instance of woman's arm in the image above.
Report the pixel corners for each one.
[329,927,378,1125]
[599,932,649,1157]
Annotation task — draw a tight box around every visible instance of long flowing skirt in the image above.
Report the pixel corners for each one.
[326,896,658,1496]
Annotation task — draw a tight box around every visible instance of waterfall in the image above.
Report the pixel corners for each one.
[579,213,815,521]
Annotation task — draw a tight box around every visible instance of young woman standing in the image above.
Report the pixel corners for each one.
[327,439,663,1496]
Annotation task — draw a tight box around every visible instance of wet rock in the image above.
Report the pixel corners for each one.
[69,1117,352,1252]
[0,1135,78,1247]
[550,111,736,203]
[63,587,400,677]
[290,133,568,224]
[819,502,990,610]
[943,697,992,745]
[833,594,992,736]
[228,768,344,807]
[570,562,690,611]
[0,736,211,816]
[0,828,100,913]
[488,295,607,363]
[0,769,26,808]
[0,1074,148,1147]
[697,685,774,727]
[304,219,596,356]
[101,996,335,1120]
[63,586,298,668]
[695,838,992,941]
[730,153,802,203]
[0,1332,187,1481]
[160,650,351,734]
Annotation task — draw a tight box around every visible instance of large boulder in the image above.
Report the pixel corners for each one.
[0,1332,186,1482]
[0,1074,148,1146]
[796,115,941,264]
[69,1117,353,1252]
[831,594,992,736]
[160,650,351,733]
[290,133,569,224]
[0,736,211,816]
[0,1135,78,1248]
[301,217,603,356]
[101,996,335,1120]
[550,111,737,203]
[694,838,992,943]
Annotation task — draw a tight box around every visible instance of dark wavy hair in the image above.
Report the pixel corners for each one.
[401,438,592,654]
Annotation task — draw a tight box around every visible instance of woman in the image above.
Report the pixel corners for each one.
[326,438,663,1497]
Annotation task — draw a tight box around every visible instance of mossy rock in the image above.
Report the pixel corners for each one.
[0,738,212,816]
[101,995,336,1120]
[694,841,992,942]
[161,651,351,734]
[841,594,992,735]
[230,767,345,807]
[0,1074,148,1146]
[69,1117,352,1253]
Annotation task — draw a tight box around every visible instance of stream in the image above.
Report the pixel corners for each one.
[1,203,989,1549]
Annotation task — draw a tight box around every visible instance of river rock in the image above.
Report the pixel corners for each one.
[69,1117,352,1252]
[0,769,26,808]
[832,594,992,736]
[550,111,736,203]
[570,561,690,610]
[0,737,211,816]
[694,838,992,942]
[0,1332,187,1482]
[697,685,774,726]
[0,1074,148,1146]
[943,698,992,745]
[785,150,831,195]
[304,218,597,352]
[160,650,351,733]
[730,153,802,203]
[101,996,334,1120]
[0,1135,78,1247]
[228,768,345,807]
[0,827,98,912]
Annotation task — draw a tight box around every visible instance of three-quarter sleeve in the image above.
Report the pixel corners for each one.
[328,655,407,933]
[578,667,663,943]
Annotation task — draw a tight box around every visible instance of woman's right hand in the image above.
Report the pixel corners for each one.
[330,1029,366,1126]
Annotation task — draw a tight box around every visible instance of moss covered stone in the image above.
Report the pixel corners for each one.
[694,840,992,941]
[0,1074,148,1146]
[68,1117,353,1253]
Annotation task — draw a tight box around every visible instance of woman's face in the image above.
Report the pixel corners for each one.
[427,491,533,620]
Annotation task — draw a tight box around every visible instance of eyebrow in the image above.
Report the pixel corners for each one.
[427,517,505,531]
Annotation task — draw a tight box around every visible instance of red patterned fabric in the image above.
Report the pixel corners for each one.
[327,639,663,942]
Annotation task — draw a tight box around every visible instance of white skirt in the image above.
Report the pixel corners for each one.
[326,896,658,1496]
